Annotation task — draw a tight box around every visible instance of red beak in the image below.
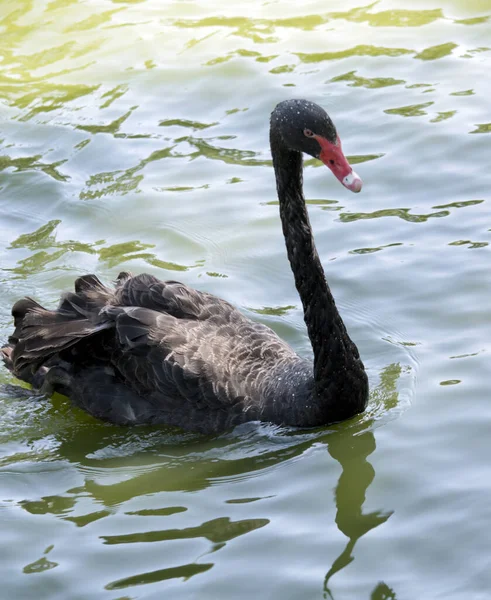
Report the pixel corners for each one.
[315,135,362,193]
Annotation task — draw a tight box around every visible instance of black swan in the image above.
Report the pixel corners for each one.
[1,99,368,433]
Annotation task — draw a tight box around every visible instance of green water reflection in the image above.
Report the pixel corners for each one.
[3,221,193,275]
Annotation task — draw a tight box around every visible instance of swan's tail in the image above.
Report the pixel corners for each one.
[1,275,114,391]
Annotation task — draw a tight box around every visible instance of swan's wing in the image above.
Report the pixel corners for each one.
[113,272,239,323]
[106,304,297,413]
[4,272,244,378]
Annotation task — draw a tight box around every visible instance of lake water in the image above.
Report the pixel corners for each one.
[1,1,490,598]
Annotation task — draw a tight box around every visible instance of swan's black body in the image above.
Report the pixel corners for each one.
[2,100,368,433]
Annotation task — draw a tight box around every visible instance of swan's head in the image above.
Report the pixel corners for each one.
[271,99,362,193]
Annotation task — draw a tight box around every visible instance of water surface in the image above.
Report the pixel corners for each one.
[1,1,491,598]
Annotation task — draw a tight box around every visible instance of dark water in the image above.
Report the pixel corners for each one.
[1,1,490,598]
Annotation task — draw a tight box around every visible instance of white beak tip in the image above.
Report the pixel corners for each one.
[343,171,363,193]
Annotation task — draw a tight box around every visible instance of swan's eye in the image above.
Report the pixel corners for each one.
[303,129,314,138]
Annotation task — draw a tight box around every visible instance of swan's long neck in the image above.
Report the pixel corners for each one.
[270,128,367,419]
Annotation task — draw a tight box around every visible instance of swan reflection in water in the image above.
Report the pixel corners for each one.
[11,362,405,597]
[323,421,395,600]
[323,361,404,599]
